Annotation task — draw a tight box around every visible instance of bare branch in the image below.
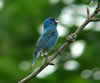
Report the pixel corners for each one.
[98,9,100,11]
[87,7,90,19]
[90,18,100,21]
[18,2,100,83]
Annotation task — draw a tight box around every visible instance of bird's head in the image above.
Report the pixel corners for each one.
[44,17,59,30]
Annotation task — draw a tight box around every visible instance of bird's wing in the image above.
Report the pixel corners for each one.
[36,29,57,50]
[45,31,58,51]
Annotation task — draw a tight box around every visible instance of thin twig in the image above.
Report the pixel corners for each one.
[87,7,90,19]
[90,18,100,21]
[18,1,100,83]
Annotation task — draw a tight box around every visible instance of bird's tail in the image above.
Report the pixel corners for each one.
[32,48,40,67]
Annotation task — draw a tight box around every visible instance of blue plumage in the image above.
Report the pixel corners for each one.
[32,17,58,66]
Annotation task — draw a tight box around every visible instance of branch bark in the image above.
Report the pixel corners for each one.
[18,1,100,83]
[90,18,100,21]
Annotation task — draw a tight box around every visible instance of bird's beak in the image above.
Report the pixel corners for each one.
[55,18,59,23]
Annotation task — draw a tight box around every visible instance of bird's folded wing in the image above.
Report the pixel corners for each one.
[44,30,55,39]
[36,30,55,48]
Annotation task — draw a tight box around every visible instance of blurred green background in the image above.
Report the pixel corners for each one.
[0,0,100,83]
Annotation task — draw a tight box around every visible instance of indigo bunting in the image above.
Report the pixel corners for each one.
[32,17,59,66]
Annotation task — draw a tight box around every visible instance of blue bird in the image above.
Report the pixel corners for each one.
[32,17,59,66]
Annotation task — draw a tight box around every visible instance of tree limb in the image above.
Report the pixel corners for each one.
[90,18,100,21]
[18,1,100,83]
